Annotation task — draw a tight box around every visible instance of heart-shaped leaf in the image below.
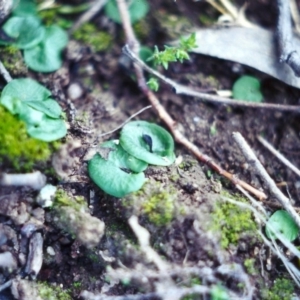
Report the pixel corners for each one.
[88,154,146,197]
[24,25,68,72]
[2,16,45,49]
[119,121,175,166]
[27,116,67,142]
[265,210,299,242]
[104,0,149,24]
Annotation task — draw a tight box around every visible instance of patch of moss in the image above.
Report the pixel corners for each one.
[123,179,177,227]
[39,9,72,29]
[0,106,51,170]
[38,282,72,300]
[211,191,257,248]
[0,46,27,76]
[244,258,256,275]
[262,278,295,300]
[73,23,113,52]
[54,189,87,212]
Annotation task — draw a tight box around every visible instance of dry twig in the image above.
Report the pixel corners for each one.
[257,135,300,177]
[122,46,300,113]
[232,132,300,228]
[116,0,267,200]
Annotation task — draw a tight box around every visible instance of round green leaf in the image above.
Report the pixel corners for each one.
[2,16,45,49]
[12,0,37,17]
[265,210,299,241]
[27,116,67,141]
[119,121,175,166]
[104,0,149,24]
[100,140,148,173]
[24,25,68,72]
[26,99,62,118]
[1,78,52,103]
[88,154,146,197]
[232,75,263,103]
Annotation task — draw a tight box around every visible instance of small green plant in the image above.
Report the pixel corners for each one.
[88,121,176,197]
[265,210,299,241]
[149,33,197,69]
[0,0,68,72]
[104,0,149,24]
[210,285,230,300]
[232,75,263,102]
[0,78,67,141]
[264,278,295,300]
[147,77,159,92]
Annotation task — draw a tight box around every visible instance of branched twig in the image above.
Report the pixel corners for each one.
[232,132,300,228]
[122,45,300,113]
[276,0,300,77]
[257,135,300,177]
[116,0,267,200]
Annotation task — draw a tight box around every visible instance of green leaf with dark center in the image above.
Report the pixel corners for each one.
[119,121,175,166]
[2,16,45,49]
[265,210,299,241]
[24,25,68,72]
[88,153,146,198]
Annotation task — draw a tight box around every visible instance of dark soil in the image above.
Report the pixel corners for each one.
[1,0,300,299]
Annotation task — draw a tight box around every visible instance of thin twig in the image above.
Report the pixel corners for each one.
[257,135,300,177]
[122,46,300,113]
[0,60,12,82]
[116,0,267,200]
[232,131,300,229]
[96,105,152,140]
[276,0,300,77]
[69,0,108,34]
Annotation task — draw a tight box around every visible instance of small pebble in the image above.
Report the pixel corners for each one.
[68,82,83,100]
[36,184,57,208]
[46,246,55,256]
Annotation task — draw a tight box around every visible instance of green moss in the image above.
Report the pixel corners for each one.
[54,189,87,211]
[123,179,177,226]
[0,106,51,170]
[73,23,113,52]
[142,189,175,226]
[211,191,257,248]
[38,282,72,300]
[0,46,27,76]
[262,278,295,300]
[244,258,256,275]
[39,9,72,29]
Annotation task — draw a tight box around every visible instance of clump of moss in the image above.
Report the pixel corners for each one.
[0,46,27,76]
[73,23,113,52]
[38,282,72,300]
[123,179,177,227]
[39,9,72,29]
[262,278,294,300]
[211,191,257,248]
[0,106,51,170]
[54,189,87,211]
[244,258,256,275]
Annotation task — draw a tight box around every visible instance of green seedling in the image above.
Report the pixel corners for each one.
[0,0,68,72]
[149,33,197,69]
[120,120,176,166]
[89,121,175,197]
[0,78,67,141]
[232,75,263,102]
[88,142,146,198]
[147,77,159,91]
[265,210,299,241]
[104,0,149,24]
[24,25,68,72]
